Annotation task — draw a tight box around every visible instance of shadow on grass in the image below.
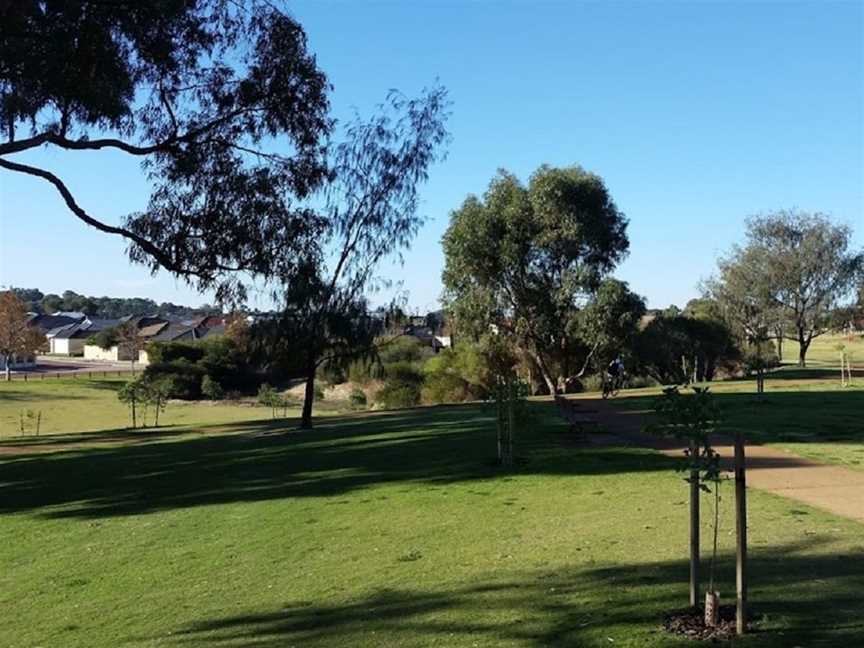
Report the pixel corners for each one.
[0,402,683,519]
[609,389,864,445]
[165,538,864,647]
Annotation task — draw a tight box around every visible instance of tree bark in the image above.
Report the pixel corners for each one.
[797,331,809,368]
[4,357,10,382]
[301,367,316,430]
[530,349,558,395]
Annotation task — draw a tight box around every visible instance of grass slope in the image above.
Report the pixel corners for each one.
[2,402,863,647]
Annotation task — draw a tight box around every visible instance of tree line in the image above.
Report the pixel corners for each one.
[11,289,220,320]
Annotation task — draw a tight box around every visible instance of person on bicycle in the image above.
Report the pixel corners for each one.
[607,356,625,382]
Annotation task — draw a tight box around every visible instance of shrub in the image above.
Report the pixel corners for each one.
[376,361,423,409]
[314,383,325,400]
[146,341,205,364]
[142,360,204,399]
[347,358,384,384]
[349,387,367,409]
[201,375,224,400]
[378,336,426,364]
[317,361,346,386]
[421,344,492,404]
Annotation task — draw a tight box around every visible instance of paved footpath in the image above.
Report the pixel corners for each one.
[570,397,864,523]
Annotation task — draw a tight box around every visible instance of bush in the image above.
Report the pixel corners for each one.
[376,381,421,409]
[349,387,367,409]
[314,383,325,400]
[378,336,426,364]
[347,358,384,384]
[742,341,780,375]
[146,341,205,365]
[376,361,423,409]
[421,344,493,404]
[201,375,224,400]
[142,360,204,399]
[317,361,346,386]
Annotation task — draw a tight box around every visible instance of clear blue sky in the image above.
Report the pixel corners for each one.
[1,0,862,312]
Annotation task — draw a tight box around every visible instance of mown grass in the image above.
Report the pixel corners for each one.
[600,367,864,471]
[781,331,864,367]
[2,401,863,647]
[0,376,341,438]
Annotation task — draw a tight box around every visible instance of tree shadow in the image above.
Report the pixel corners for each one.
[161,538,864,647]
[0,402,686,519]
[609,389,864,446]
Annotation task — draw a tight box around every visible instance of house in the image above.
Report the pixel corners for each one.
[55,318,120,356]
[137,320,225,364]
[83,316,168,363]
[29,313,86,353]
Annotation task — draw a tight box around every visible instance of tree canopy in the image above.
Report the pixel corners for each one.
[0,291,46,379]
[1,1,332,303]
[709,210,863,366]
[442,165,632,393]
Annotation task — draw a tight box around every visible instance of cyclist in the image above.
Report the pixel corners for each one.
[603,356,625,398]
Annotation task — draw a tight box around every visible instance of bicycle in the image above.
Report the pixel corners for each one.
[602,372,626,399]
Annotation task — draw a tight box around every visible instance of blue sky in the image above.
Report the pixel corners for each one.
[1,0,862,312]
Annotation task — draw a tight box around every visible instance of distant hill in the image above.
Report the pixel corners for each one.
[11,288,220,320]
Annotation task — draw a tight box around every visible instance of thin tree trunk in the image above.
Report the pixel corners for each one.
[4,359,10,382]
[531,350,557,395]
[797,337,809,368]
[689,439,700,608]
[301,367,315,429]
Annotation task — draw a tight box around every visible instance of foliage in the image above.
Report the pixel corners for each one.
[117,375,171,428]
[376,362,424,409]
[0,291,46,379]
[2,1,333,304]
[258,85,450,428]
[635,314,740,384]
[87,326,120,350]
[710,210,864,367]
[143,360,205,400]
[442,165,630,394]
[12,287,219,319]
[201,375,224,401]
[421,343,493,404]
[348,387,368,409]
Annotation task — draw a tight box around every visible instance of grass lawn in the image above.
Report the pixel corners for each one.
[2,395,863,647]
[781,331,864,367]
[603,368,864,471]
[0,376,343,438]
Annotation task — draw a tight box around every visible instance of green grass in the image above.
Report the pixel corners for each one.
[781,331,864,367]
[0,376,340,438]
[604,368,864,470]
[2,400,863,647]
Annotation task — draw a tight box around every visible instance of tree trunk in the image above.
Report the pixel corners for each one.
[689,439,700,608]
[301,368,315,429]
[531,350,557,395]
[797,332,809,368]
[4,357,10,382]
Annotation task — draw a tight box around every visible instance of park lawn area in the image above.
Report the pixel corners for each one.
[781,331,864,367]
[2,401,863,647]
[0,376,335,438]
[602,370,864,471]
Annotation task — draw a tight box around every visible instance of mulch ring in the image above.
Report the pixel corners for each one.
[663,605,749,641]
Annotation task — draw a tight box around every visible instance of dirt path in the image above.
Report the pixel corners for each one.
[573,396,864,523]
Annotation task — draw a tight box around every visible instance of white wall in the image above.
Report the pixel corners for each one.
[50,338,85,356]
[83,345,135,362]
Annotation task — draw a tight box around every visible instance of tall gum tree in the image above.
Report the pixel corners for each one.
[442,166,630,394]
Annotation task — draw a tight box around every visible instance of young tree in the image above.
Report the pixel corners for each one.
[0,291,45,380]
[442,166,630,394]
[116,322,145,375]
[1,1,332,304]
[256,86,450,429]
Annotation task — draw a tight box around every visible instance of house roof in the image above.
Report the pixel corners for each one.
[137,322,169,338]
[28,313,85,334]
[151,323,197,342]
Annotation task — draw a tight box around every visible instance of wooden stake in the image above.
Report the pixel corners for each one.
[689,439,700,608]
[735,430,748,634]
